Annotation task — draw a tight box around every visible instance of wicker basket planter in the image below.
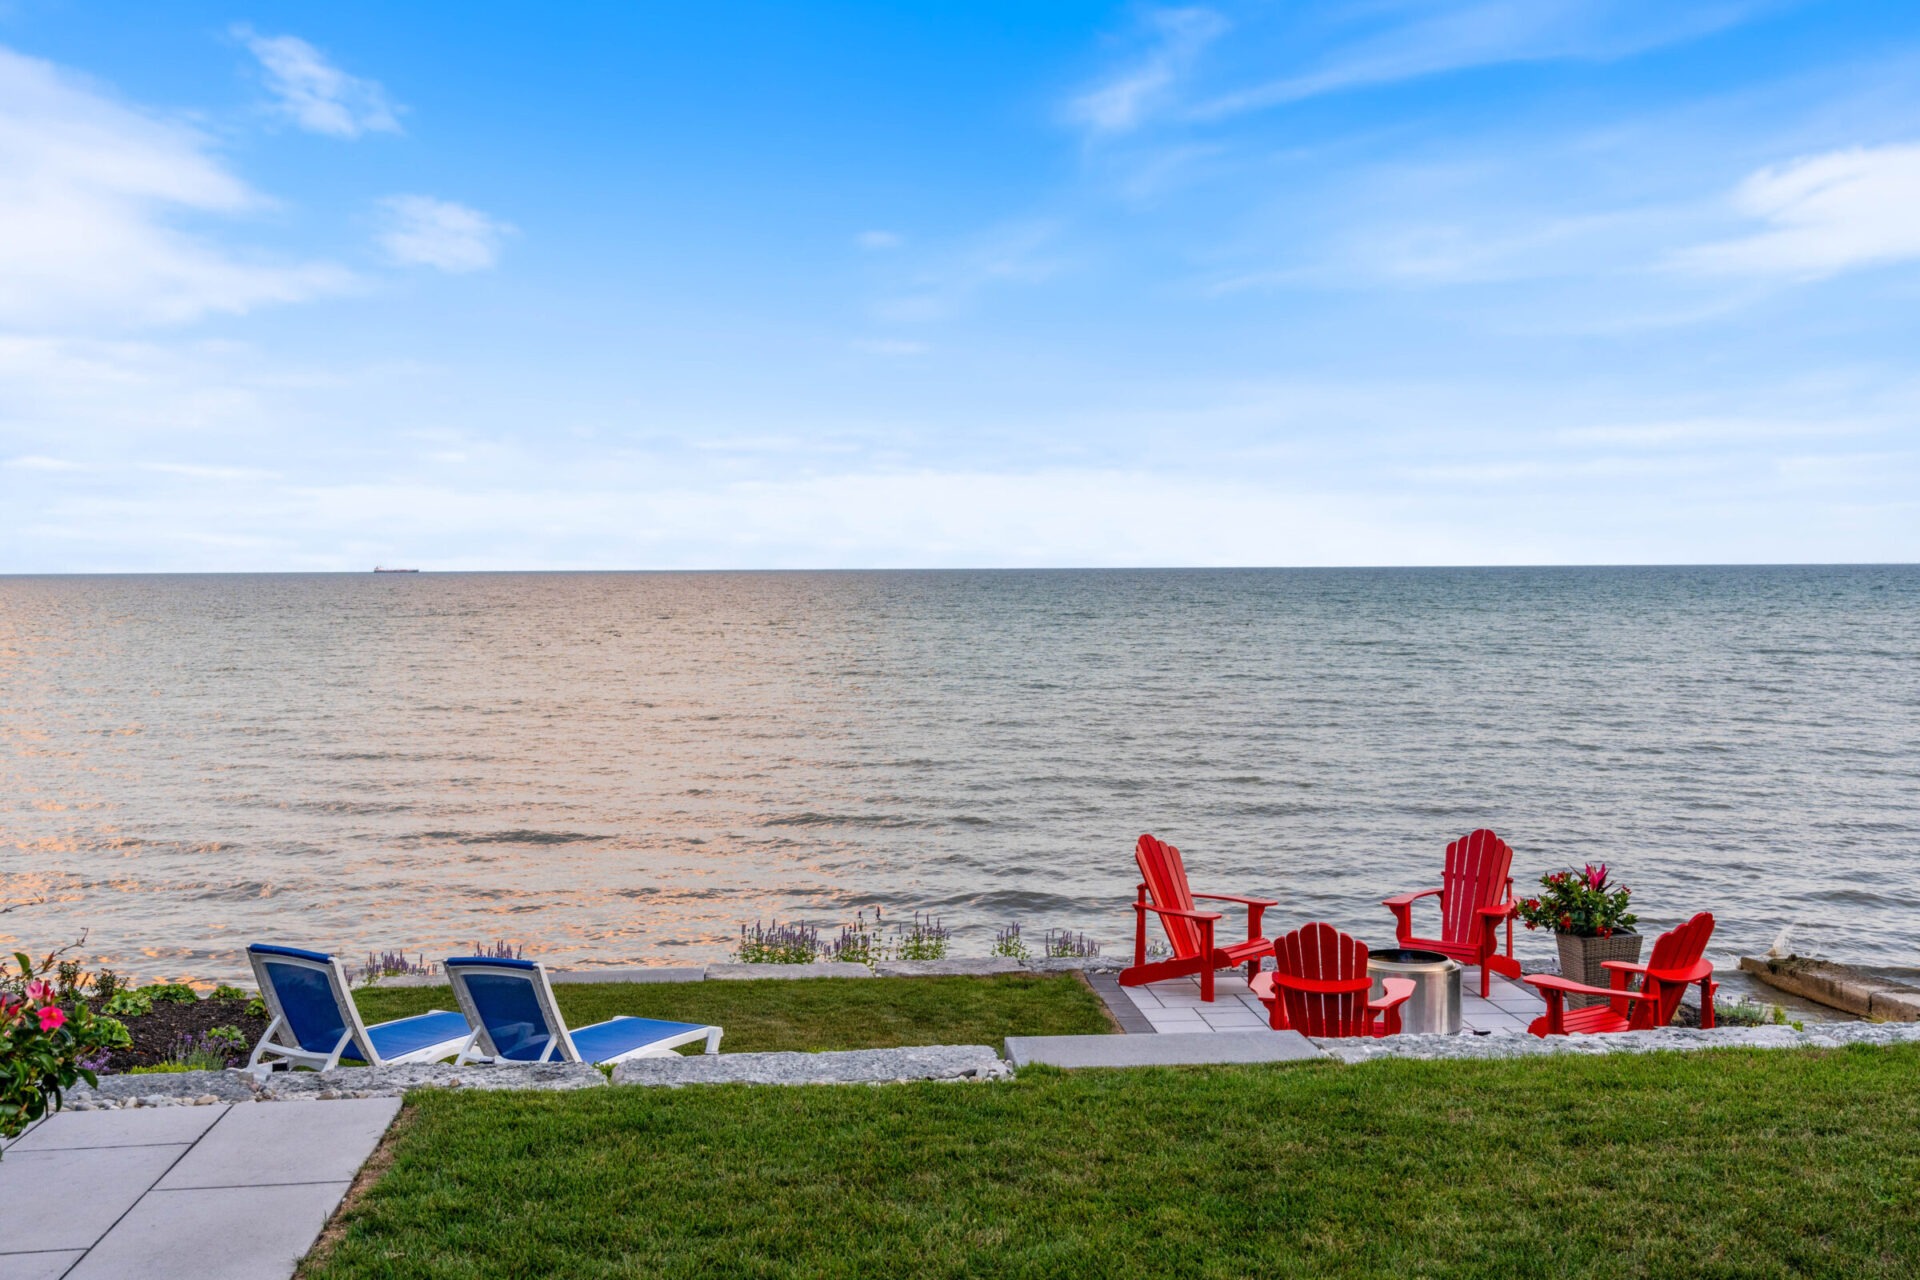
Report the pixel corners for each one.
[1554,931,1644,1010]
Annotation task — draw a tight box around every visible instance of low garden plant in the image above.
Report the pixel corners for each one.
[734,919,822,964]
[990,923,1030,960]
[1,946,131,1150]
[129,1026,249,1074]
[360,951,435,986]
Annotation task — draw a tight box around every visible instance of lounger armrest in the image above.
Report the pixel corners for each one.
[1370,976,1416,1013]
[1382,887,1443,909]
[1525,974,1658,1003]
[1191,892,1280,908]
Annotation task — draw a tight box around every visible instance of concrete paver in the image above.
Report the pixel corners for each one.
[6,1104,225,1152]
[158,1098,400,1190]
[0,1249,87,1279]
[67,1183,356,1280]
[0,1097,398,1280]
[0,1144,189,1254]
[1007,1029,1323,1068]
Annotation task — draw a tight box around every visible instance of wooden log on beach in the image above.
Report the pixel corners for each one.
[1739,956,1920,1022]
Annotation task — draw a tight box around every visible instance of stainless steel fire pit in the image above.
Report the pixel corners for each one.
[1368,948,1462,1035]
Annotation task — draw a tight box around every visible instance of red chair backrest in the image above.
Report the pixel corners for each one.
[1629,912,1715,1029]
[1439,829,1513,946]
[1273,922,1374,1038]
[1136,834,1202,958]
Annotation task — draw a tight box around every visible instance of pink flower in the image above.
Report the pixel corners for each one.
[1584,863,1608,890]
[24,978,52,1004]
[37,1005,66,1032]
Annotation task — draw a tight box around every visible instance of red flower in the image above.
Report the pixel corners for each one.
[1598,927,1613,938]
[37,1005,67,1032]
[1526,899,1540,911]
[1560,914,1573,931]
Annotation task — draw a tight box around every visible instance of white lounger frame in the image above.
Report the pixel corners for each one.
[245,947,467,1072]
[446,958,721,1065]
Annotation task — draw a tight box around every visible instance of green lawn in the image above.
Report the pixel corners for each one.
[352,973,1113,1054]
[303,1044,1920,1279]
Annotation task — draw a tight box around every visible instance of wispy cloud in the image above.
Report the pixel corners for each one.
[232,26,401,138]
[1067,7,1228,136]
[1676,142,1920,279]
[376,196,515,272]
[0,44,353,327]
[871,221,1067,323]
[855,230,903,250]
[1189,1,1775,120]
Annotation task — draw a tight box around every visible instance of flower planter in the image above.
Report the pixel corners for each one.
[1554,931,1644,1010]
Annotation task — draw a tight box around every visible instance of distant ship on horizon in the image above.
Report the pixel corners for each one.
[373,566,420,573]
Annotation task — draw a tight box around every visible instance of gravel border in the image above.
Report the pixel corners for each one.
[1312,1020,1920,1063]
[612,1045,1011,1086]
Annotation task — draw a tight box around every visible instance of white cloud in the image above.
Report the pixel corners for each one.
[232,26,401,138]
[1067,7,1227,136]
[1678,143,1920,279]
[6,454,85,470]
[856,230,902,250]
[0,44,353,327]
[1191,1,1772,120]
[376,196,514,272]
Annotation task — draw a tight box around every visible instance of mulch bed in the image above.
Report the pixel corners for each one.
[92,995,272,1074]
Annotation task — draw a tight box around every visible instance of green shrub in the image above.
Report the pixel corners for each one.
[244,996,267,1019]
[103,988,154,1018]
[211,984,250,1002]
[2,948,133,1150]
[144,983,199,1005]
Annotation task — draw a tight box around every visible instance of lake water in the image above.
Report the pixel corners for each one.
[2,567,1916,989]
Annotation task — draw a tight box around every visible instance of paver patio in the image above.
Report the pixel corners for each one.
[1118,967,1546,1035]
[0,1098,399,1280]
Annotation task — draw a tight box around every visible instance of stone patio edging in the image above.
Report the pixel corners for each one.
[1311,1019,1920,1063]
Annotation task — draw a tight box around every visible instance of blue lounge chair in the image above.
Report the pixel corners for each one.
[245,944,471,1071]
[444,956,722,1065]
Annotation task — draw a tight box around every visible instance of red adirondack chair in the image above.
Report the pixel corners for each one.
[1381,828,1521,998]
[1251,922,1414,1037]
[1120,833,1276,1003]
[1524,912,1719,1036]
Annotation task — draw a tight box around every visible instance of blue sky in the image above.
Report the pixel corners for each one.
[2,1,1917,570]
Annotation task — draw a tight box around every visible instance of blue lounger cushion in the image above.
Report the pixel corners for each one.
[344,1010,475,1064]
[568,1016,710,1063]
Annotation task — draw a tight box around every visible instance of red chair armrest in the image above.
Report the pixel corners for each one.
[1603,958,1713,983]
[1382,887,1443,909]
[1190,892,1280,908]
[1477,902,1514,920]
[1370,976,1415,1012]
[1138,903,1225,924]
[1525,974,1658,1003]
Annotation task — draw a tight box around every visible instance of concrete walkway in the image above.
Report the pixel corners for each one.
[0,1098,398,1280]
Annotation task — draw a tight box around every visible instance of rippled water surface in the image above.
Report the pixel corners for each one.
[2,567,1916,986]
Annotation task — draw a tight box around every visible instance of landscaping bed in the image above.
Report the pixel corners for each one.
[352,972,1113,1054]
[301,1043,1920,1279]
[90,991,270,1074]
